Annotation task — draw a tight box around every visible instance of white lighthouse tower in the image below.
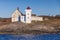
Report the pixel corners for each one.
[25,7,32,23]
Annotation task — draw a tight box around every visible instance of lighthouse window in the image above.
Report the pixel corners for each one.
[27,13,29,15]
[28,17,29,19]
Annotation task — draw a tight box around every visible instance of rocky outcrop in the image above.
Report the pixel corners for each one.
[0,22,60,34]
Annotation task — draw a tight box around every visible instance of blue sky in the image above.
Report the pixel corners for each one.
[0,0,60,18]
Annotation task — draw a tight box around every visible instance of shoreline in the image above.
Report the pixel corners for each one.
[0,31,59,35]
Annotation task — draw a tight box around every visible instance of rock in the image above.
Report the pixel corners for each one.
[0,22,60,34]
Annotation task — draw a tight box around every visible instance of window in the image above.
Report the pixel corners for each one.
[28,17,29,19]
[22,17,23,19]
[27,13,29,15]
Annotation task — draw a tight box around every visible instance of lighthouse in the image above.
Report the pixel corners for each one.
[25,7,32,23]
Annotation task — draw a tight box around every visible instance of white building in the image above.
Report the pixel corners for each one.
[11,7,43,23]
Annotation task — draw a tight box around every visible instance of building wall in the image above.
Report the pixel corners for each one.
[25,10,32,23]
[21,16,25,23]
[11,9,21,22]
[12,16,18,22]
[31,16,43,21]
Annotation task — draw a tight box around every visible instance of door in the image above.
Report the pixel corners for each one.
[24,16,26,21]
[18,16,20,22]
